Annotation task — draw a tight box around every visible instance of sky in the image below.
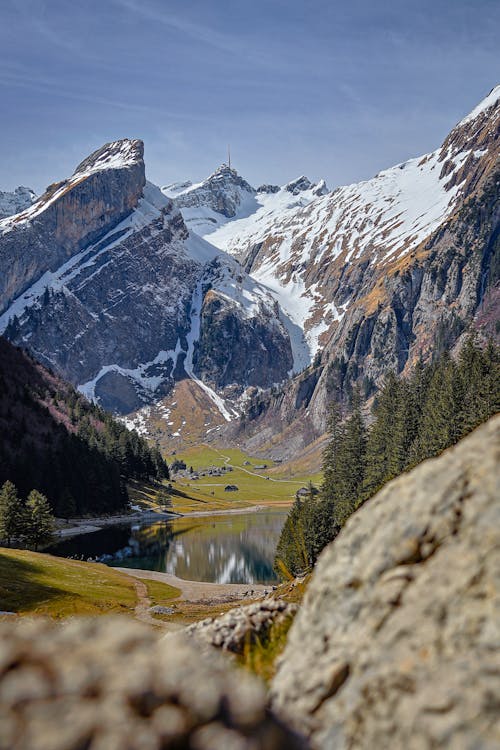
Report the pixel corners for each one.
[0,0,499,194]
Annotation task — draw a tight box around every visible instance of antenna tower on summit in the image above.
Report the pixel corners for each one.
[228,144,231,170]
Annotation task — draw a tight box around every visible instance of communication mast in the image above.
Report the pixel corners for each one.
[228,144,231,170]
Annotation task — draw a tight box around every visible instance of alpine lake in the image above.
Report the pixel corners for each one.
[48,509,288,585]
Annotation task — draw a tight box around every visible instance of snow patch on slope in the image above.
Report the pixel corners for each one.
[457,84,500,127]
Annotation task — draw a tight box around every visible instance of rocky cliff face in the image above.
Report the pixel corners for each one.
[194,287,293,389]
[220,86,500,454]
[271,414,500,749]
[0,142,294,414]
[0,140,146,313]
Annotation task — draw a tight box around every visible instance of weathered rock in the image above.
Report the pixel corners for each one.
[0,140,145,313]
[187,599,298,654]
[0,186,36,219]
[0,617,306,750]
[227,88,500,457]
[194,288,293,389]
[172,164,256,219]
[271,415,500,749]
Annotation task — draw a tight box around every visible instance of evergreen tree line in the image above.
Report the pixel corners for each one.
[0,481,55,550]
[275,338,500,577]
[0,338,169,518]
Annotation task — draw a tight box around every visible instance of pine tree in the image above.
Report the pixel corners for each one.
[0,481,26,546]
[334,390,366,521]
[23,490,55,550]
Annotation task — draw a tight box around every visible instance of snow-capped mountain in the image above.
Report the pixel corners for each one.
[0,140,297,417]
[165,167,330,358]
[232,85,500,452]
[0,186,36,219]
[169,87,498,372]
[0,85,497,457]
[161,86,499,454]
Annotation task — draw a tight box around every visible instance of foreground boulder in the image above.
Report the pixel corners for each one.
[0,618,305,750]
[271,415,500,749]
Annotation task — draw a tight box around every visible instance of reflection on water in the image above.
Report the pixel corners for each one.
[48,510,287,584]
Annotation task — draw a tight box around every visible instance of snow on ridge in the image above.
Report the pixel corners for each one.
[0,140,144,233]
[78,342,183,402]
[0,186,37,220]
[73,139,142,178]
[456,84,500,127]
[0,183,172,333]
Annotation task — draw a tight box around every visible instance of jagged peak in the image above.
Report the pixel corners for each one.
[204,163,255,192]
[0,186,37,220]
[284,175,328,195]
[73,139,144,178]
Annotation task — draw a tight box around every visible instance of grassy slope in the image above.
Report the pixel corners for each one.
[0,548,137,617]
[141,578,181,605]
[127,446,321,515]
[170,446,322,512]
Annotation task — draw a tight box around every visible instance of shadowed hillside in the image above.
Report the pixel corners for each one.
[0,336,168,517]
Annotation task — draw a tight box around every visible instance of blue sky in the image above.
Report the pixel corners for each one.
[1,0,499,193]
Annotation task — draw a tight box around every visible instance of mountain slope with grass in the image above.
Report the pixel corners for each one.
[0,336,168,517]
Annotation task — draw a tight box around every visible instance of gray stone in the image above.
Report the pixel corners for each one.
[187,599,298,654]
[0,617,306,750]
[271,415,500,749]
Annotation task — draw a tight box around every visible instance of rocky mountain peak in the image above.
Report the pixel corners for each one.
[284,175,328,196]
[0,185,37,219]
[73,138,145,177]
[0,139,146,315]
[164,162,257,225]
[284,175,314,194]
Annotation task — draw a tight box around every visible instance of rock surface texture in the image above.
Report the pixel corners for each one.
[186,599,298,653]
[0,618,306,750]
[271,415,500,749]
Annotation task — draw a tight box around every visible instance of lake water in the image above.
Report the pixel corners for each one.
[48,509,288,584]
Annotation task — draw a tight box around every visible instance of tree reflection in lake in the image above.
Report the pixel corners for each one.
[49,510,287,584]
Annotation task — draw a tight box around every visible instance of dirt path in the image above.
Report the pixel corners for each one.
[129,576,183,632]
[115,567,269,603]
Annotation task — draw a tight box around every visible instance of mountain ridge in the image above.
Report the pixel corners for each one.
[0,85,498,457]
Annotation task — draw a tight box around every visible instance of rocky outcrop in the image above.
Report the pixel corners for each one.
[0,618,306,750]
[271,415,500,749]
[0,186,36,219]
[194,287,293,389]
[0,140,145,314]
[186,599,298,653]
[170,164,256,218]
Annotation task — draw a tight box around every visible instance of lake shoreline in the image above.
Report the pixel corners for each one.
[54,504,269,540]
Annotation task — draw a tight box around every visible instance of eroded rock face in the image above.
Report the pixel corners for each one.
[173,164,256,219]
[0,139,145,313]
[0,618,306,750]
[194,288,293,389]
[271,415,500,749]
[0,148,293,414]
